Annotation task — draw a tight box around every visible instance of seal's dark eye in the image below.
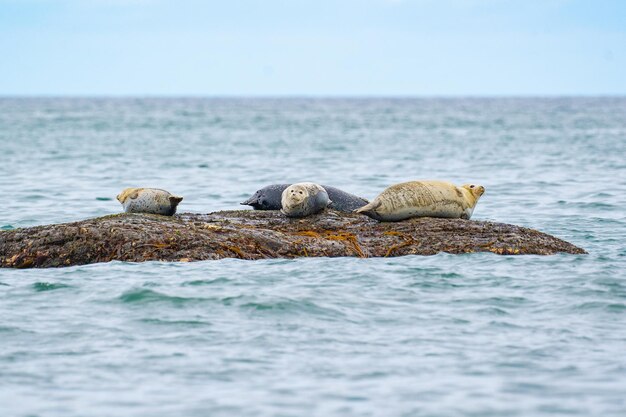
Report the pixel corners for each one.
[470,185,475,188]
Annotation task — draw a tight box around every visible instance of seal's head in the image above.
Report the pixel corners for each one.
[241,184,291,210]
[281,182,329,217]
[169,195,184,206]
[241,190,261,206]
[241,190,272,209]
[282,184,309,208]
[116,187,141,204]
[462,184,485,201]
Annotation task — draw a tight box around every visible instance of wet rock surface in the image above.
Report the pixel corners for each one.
[0,210,586,268]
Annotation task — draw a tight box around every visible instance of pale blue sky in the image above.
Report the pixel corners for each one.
[1,0,624,96]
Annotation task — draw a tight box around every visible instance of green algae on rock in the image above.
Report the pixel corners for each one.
[0,211,587,269]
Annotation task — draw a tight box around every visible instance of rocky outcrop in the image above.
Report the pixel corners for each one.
[0,211,586,269]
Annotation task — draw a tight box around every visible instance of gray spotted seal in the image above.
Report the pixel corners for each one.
[355,180,484,222]
[280,182,330,217]
[116,188,183,216]
[241,184,290,210]
[241,184,368,212]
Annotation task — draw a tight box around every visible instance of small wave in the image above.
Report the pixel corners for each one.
[182,277,232,286]
[32,282,71,292]
[406,269,464,280]
[488,320,524,329]
[118,289,245,307]
[477,307,511,316]
[556,200,616,210]
[118,288,203,305]
[23,193,50,201]
[574,301,626,312]
[0,325,36,335]
[240,299,344,318]
[140,318,212,327]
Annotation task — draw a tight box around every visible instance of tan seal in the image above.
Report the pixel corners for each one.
[355,180,485,221]
[116,188,183,216]
[280,182,331,218]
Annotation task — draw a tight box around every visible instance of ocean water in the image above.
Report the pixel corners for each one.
[0,97,625,417]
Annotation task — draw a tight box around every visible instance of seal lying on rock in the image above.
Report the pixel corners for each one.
[355,180,484,222]
[281,183,330,218]
[241,184,290,210]
[117,188,183,216]
[325,185,369,212]
[241,184,368,212]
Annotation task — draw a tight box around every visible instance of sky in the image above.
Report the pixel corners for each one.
[0,0,624,96]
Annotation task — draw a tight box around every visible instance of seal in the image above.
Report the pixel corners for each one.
[241,184,368,212]
[241,184,290,210]
[116,188,183,216]
[355,180,485,222]
[280,182,330,218]
[324,185,369,212]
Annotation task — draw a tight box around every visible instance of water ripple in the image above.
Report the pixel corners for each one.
[1,98,625,417]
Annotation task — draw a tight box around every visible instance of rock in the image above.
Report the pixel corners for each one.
[0,211,586,269]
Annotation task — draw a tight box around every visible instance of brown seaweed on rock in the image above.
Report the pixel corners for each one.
[0,210,586,269]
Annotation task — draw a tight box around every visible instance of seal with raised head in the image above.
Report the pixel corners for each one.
[280,182,330,218]
[355,180,485,222]
[116,188,183,216]
[241,184,368,212]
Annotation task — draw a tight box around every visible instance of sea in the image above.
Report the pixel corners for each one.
[0,97,625,417]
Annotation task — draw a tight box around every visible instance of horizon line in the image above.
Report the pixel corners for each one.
[1,93,626,99]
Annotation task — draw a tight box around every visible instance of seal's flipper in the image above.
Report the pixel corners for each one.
[169,196,183,205]
[355,200,381,214]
